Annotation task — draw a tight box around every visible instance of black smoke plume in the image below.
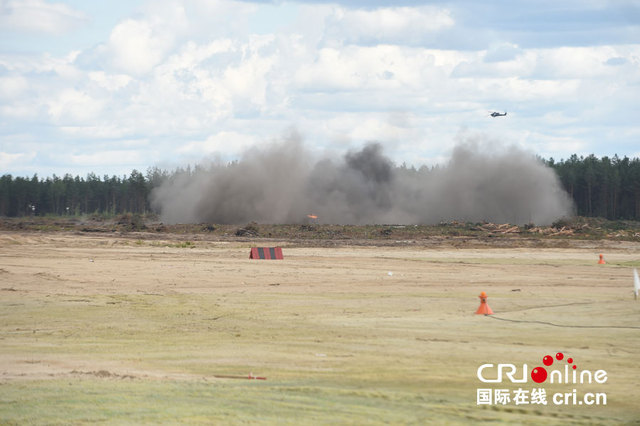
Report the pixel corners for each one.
[150,135,573,225]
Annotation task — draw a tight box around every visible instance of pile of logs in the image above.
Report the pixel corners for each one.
[480,223,577,236]
[478,223,520,234]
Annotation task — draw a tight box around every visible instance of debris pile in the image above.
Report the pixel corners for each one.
[235,222,260,237]
[235,227,258,237]
[527,226,574,236]
[478,223,520,234]
[606,230,640,238]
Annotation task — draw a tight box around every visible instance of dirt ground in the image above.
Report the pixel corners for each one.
[1,231,639,424]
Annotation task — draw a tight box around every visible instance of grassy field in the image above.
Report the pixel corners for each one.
[1,232,639,424]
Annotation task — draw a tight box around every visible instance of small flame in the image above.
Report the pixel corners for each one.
[306,214,318,219]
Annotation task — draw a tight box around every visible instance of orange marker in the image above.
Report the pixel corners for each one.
[598,254,606,264]
[476,291,494,315]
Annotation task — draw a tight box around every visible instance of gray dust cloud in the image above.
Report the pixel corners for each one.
[150,135,573,225]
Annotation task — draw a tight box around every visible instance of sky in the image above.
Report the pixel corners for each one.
[1,0,639,178]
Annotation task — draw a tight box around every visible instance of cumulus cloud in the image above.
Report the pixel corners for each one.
[294,44,456,96]
[604,57,627,66]
[0,74,29,99]
[177,131,258,157]
[483,43,523,63]
[46,88,104,123]
[88,71,132,91]
[0,0,87,34]
[0,150,37,174]
[323,6,454,46]
[65,150,148,168]
[0,151,30,168]
[102,3,189,75]
[1,0,639,177]
[106,19,170,75]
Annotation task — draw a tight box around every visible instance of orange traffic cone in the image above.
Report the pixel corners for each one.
[476,291,494,315]
[598,254,605,264]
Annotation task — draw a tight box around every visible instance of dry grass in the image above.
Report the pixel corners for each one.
[0,232,639,424]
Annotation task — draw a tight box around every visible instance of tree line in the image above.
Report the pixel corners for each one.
[546,154,640,220]
[0,170,157,217]
[1,155,639,221]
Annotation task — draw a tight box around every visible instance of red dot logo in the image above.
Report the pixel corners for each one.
[556,352,564,361]
[531,367,548,383]
[543,355,553,366]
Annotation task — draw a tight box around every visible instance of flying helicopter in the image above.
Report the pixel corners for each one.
[489,111,507,117]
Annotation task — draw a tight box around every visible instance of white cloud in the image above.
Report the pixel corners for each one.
[605,57,626,66]
[324,6,454,46]
[0,103,34,119]
[530,47,616,80]
[187,0,258,35]
[55,149,149,170]
[295,45,447,93]
[0,150,38,174]
[57,125,130,139]
[88,71,132,91]
[106,19,171,75]
[0,74,28,99]
[538,136,589,160]
[221,35,277,110]
[163,39,234,71]
[457,45,640,83]
[103,3,188,75]
[98,33,282,141]
[0,151,30,169]
[0,0,87,34]
[483,43,523,63]
[178,131,257,156]
[1,1,639,176]
[46,89,104,123]
[0,50,81,78]
[324,113,417,145]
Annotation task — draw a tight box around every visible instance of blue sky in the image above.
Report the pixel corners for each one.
[1,0,639,177]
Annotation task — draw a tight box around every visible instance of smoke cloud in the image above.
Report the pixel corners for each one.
[151,135,574,225]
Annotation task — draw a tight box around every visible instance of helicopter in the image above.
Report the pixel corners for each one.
[489,111,507,117]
